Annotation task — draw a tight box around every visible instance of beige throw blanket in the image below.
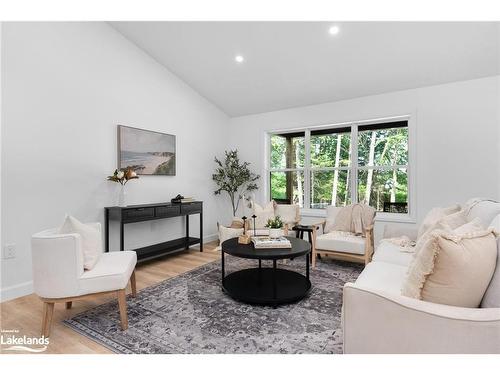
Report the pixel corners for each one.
[327,203,376,236]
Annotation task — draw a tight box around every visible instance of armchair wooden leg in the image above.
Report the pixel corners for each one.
[117,289,128,330]
[65,301,72,309]
[130,270,137,298]
[41,302,55,337]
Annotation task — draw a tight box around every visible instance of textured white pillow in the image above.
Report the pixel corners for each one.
[275,204,300,226]
[250,201,275,229]
[216,224,244,250]
[402,226,497,308]
[59,215,102,270]
[417,204,461,239]
[481,214,500,308]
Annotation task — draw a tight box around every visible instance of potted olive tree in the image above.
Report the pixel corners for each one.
[212,150,260,217]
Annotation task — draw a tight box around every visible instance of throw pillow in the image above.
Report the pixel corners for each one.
[481,214,500,308]
[323,206,344,233]
[216,224,244,250]
[249,201,275,229]
[402,227,497,308]
[275,204,300,226]
[412,210,467,257]
[230,217,244,229]
[59,215,102,270]
[417,204,461,239]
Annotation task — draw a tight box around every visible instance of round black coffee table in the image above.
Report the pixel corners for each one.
[221,237,311,307]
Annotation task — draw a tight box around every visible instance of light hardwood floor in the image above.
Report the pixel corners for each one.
[0,242,220,354]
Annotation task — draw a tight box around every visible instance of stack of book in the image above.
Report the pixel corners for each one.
[251,236,292,249]
[180,197,196,203]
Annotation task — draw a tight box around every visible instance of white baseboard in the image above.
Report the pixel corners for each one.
[203,233,218,243]
[0,281,33,303]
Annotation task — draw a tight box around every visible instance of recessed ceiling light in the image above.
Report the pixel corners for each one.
[328,25,340,35]
[235,55,244,63]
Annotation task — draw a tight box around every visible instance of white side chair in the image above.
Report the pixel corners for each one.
[31,223,137,337]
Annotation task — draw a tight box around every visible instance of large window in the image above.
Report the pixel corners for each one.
[270,132,305,206]
[269,119,410,214]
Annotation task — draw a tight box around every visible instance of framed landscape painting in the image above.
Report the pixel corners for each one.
[118,125,176,175]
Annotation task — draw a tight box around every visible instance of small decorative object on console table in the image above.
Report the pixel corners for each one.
[107,167,139,207]
[265,216,284,238]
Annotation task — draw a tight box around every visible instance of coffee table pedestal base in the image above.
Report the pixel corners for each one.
[222,267,311,306]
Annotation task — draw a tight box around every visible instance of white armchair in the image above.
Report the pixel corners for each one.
[313,205,375,266]
[32,223,137,337]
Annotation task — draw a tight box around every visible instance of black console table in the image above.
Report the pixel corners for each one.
[104,201,203,262]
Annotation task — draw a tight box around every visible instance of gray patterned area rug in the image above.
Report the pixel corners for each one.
[63,256,362,354]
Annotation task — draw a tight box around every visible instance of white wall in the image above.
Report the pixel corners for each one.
[1,22,231,301]
[228,76,500,242]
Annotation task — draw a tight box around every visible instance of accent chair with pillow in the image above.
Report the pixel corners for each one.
[245,200,300,237]
[342,198,500,354]
[31,216,137,337]
[313,203,376,266]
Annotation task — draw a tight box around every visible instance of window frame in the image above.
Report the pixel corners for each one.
[265,114,416,223]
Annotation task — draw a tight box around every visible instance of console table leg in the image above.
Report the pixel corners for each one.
[104,209,109,252]
[185,214,190,249]
[120,221,124,252]
[199,209,203,252]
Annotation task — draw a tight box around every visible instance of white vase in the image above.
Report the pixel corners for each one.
[118,184,127,207]
[269,228,282,238]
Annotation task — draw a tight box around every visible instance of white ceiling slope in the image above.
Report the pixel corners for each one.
[111,22,499,117]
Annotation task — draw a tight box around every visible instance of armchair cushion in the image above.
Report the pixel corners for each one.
[59,215,102,270]
[78,251,137,296]
[315,231,366,255]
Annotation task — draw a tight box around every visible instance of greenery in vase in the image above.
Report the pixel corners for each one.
[107,167,139,185]
[265,216,284,229]
[212,150,260,216]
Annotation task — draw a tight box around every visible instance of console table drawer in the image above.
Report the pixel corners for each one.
[123,207,155,222]
[181,202,202,214]
[155,205,180,218]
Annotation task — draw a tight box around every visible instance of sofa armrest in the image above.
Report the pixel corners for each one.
[342,283,500,354]
[382,223,418,241]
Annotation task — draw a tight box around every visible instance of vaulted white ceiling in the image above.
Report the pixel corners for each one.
[111,22,499,117]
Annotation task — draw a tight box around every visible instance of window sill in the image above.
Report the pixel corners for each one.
[299,208,416,224]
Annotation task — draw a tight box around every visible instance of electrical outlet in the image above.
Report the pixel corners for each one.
[3,244,16,259]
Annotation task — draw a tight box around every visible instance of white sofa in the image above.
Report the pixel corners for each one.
[342,199,500,354]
